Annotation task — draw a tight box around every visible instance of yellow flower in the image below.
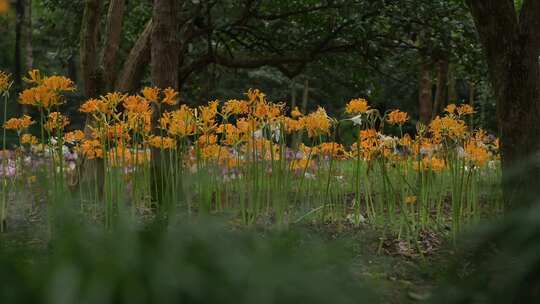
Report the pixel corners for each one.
[4,115,34,131]
[147,135,176,149]
[42,76,75,92]
[223,99,249,115]
[64,130,85,143]
[359,128,377,139]
[399,134,412,147]
[142,87,160,103]
[106,123,131,141]
[200,144,225,161]
[464,140,490,167]
[80,139,103,159]
[289,158,313,171]
[21,134,38,145]
[198,100,219,132]
[80,99,106,114]
[318,142,345,158]
[124,96,153,133]
[429,116,468,142]
[162,87,179,105]
[0,71,11,93]
[300,107,331,138]
[101,92,125,110]
[357,129,380,160]
[346,98,369,114]
[18,86,61,108]
[23,69,42,85]
[246,88,265,104]
[161,106,196,137]
[387,110,409,125]
[283,117,304,133]
[253,101,270,119]
[198,134,217,147]
[291,106,303,118]
[217,123,241,146]
[414,157,446,172]
[444,104,457,114]
[405,196,417,204]
[123,95,150,114]
[44,112,70,132]
[457,104,475,116]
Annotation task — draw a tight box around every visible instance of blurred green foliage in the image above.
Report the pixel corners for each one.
[0,218,378,304]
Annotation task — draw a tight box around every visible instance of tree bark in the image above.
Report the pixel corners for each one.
[14,0,24,94]
[23,0,32,72]
[433,58,449,118]
[100,0,126,92]
[80,0,102,98]
[116,20,152,92]
[301,79,309,113]
[418,59,433,124]
[21,0,32,115]
[151,0,180,90]
[467,0,540,208]
[468,81,475,105]
[150,0,180,207]
[290,77,297,110]
[447,64,457,104]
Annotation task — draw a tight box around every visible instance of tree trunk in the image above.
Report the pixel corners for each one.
[21,0,32,115]
[301,78,309,114]
[290,77,297,110]
[80,0,102,98]
[23,0,32,71]
[468,81,475,105]
[14,0,24,94]
[467,0,540,208]
[432,58,449,118]
[100,0,126,92]
[447,64,457,104]
[151,0,179,90]
[150,0,180,206]
[67,54,78,84]
[116,20,152,92]
[418,60,433,124]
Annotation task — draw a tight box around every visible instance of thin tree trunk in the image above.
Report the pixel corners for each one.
[432,58,449,118]
[447,64,457,104]
[115,19,152,92]
[23,0,32,71]
[100,0,126,91]
[67,54,78,84]
[468,81,475,105]
[14,0,24,94]
[418,60,433,124]
[290,77,297,111]
[80,0,102,98]
[301,78,309,114]
[21,0,32,115]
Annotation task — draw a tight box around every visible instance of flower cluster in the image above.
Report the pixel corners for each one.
[18,70,75,109]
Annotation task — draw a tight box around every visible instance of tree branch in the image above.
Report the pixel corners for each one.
[115,19,152,92]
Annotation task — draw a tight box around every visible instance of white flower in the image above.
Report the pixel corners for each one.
[253,129,263,139]
[349,115,363,126]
